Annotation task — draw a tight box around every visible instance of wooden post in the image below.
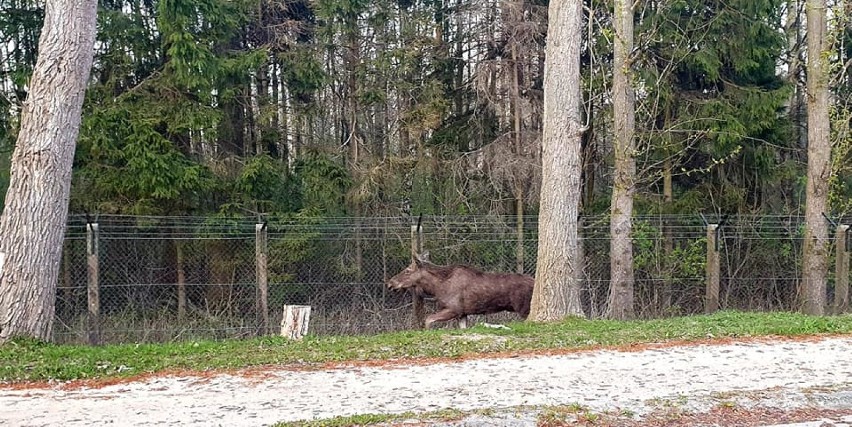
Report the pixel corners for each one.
[256,223,270,335]
[835,224,850,314]
[411,224,424,329]
[86,223,100,345]
[705,224,720,314]
[280,305,311,339]
[176,240,187,319]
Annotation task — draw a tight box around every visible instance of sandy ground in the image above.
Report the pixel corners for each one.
[2,336,852,426]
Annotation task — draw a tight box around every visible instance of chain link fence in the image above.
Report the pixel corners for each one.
[52,214,850,344]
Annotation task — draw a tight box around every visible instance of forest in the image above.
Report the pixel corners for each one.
[1,0,849,220]
[0,0,851,342]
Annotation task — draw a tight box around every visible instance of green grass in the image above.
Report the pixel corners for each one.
[273,404,620,426]
[2,311,851,383]
[272,409,469,427]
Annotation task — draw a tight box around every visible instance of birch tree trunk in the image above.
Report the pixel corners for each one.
[0,0,98,342]
[607,0,636,320]
[529,0,585,321]
[800,0,830,315]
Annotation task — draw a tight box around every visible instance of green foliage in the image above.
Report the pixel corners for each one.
[0,102,13,212]
[407,78,450,137]
[267,215,324,302]
[232,155,300,213]
[0,4,42,88]
[74,107,214,214]
[157,0,249,94]
[829,97,852,215]
[632,220,705,282]
[637,0,793,212]
[279,47,329,107]
[293,150,351,216]
[0,0,836,220]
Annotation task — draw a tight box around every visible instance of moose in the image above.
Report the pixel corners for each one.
[387,253,535,328]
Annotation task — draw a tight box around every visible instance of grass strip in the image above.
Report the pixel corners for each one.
[1,311,850,383]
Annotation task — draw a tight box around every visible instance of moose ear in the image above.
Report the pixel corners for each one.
[415,251,430,266]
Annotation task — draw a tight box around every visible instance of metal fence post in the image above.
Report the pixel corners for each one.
[256,222,269,335]
[835,224,850,314]
[705,223,720,314]
[86,222,100,345]
[411,223,424,329]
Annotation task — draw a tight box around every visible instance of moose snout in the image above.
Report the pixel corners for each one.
[387,277,410,290]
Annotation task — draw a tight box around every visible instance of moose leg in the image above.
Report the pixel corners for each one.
[458,316,469,329]
[425,308,460,329]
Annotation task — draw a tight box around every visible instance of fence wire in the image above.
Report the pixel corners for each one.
[51,214,850,344]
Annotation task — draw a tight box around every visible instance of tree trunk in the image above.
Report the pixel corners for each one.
[511,39,525,275]
[250,72,263,156]
[175,239,187,319]
[280,305,311,340]
[219,94,245,156]
[207,241,235,314]
[800,0,830,315]
[0,0,98,342]
[607,0,636,320]
[786,0,806,152]
[345,20,360,170]
[529,0,585,321]
[580,103,597,210]
[661,156,674,312]
[343,11,363,276]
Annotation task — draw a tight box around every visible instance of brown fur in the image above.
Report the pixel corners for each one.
[387,255,534,328]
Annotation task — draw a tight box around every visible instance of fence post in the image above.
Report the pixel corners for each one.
[175,240,187,319]
[835,224,850,314]
[705,223,720,314]
[411,223,424,329]
[256,222,270,335]
[86,222,100,345]
[61,241,72,321]
[516,209,525,274]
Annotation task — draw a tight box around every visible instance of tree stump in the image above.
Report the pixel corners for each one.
[280,305,311,340]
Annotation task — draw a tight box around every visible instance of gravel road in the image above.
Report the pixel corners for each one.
[2,336,852,426]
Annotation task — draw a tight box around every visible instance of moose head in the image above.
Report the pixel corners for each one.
[387,252,432,290]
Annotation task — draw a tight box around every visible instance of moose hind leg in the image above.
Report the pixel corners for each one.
[425,308,460,329]
[458,315,469,329]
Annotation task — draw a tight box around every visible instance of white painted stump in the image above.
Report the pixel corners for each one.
[280,305,311,340]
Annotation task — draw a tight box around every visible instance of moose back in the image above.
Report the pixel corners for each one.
[387,254,534,328]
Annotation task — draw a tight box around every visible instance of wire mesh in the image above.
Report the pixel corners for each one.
[51,214,849,344]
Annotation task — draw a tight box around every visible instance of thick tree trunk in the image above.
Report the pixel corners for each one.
[0,0,98,342]
[800,0,830,315]
[529,0,585,321]
[607,0,636,320]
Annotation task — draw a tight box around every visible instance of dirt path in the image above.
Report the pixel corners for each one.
[2,336,852,426]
